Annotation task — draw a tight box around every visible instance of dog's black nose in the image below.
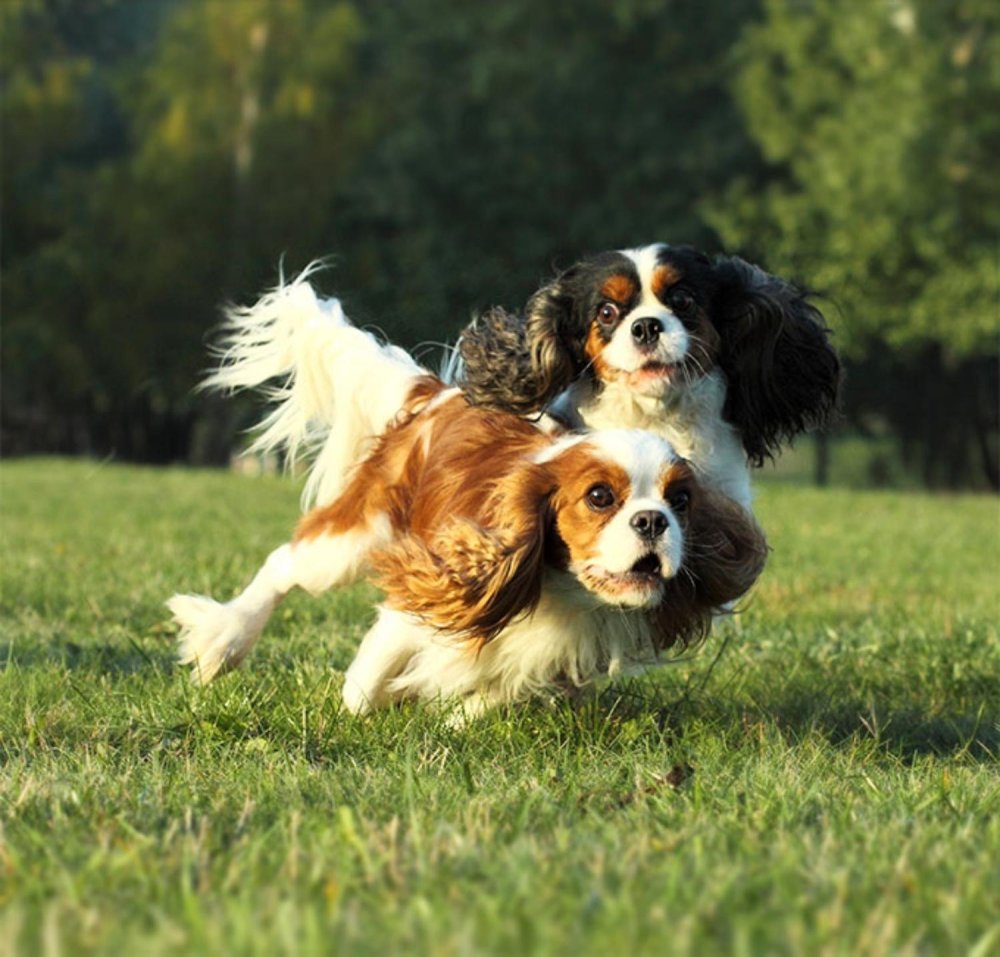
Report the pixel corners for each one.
[629,510,669,540]
[630,316,662,346]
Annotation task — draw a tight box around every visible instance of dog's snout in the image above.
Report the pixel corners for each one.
[630,316,662,346]
[629,509,669,540]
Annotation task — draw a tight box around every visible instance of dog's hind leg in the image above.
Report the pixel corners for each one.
[170,515,393,684]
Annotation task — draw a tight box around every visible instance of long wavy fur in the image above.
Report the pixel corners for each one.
[655,487,769,648]
[371,463,556,643]
[713,257,841,465]
[459,252,840,466]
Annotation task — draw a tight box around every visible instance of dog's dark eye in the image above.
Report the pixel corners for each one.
[596,302,620,327]
[668,489,691,514]
[586,483,616,511]
[669,289,695,315]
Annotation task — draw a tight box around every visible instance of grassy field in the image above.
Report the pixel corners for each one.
[1,459,998,957]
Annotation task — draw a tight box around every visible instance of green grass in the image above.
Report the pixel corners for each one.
[1,458,998,957]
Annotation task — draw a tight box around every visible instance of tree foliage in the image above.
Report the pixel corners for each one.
[711,0,998,358]
[2,0,996,485]
[709,0,998,486]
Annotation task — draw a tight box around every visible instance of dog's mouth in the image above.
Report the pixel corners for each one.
[634,361,676,378]
[578,554,666,608]
[597,355,683,392]
[628,553,663,579]
[619,361,680,395]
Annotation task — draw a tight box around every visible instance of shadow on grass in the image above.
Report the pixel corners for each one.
[3,638,996,765]
[504,680,1000,764]
[610,681,1000,763]
[0,636,177,676]
[759,690,999,763]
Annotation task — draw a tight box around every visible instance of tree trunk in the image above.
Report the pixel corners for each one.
[814,430,831,486]
[972,361,1000,491]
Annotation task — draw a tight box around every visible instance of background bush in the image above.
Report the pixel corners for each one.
[2,0,996,487]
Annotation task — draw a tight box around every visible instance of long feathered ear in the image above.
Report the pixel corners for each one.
[370,466,556,644]
[522,276,587,401]
[713,256,842,465]
[656,489,769,649]
[457,307,541,413]
[458,274,584,414]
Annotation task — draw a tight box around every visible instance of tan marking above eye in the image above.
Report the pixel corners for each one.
[651,265,682,302]
[551,449,632,561]
[660,460,695,499]
[600,274,638,304]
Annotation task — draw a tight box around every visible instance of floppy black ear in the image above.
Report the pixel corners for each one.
[458,275,584,414]
[713,256,842,465]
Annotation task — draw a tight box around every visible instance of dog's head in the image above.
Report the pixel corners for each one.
[374,427,767,648]
[543,430,767,630]
[459,244,841,463]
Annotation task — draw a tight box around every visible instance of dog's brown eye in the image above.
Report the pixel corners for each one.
[596,302,620,327]
[669,289,694,315]
[668,489,691,513]
[586,483,616,511]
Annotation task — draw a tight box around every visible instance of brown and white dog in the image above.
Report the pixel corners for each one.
[455,244,841,511]
[168,269,767,719]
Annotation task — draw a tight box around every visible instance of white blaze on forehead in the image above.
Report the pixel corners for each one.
[595,245,687,372]
[579,429,685,583]
[623,244,677,313]
[622,244,668,297]
[585,429,679,496]
[532,432,590,465]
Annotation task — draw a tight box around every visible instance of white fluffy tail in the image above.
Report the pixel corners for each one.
[207,264,425,508]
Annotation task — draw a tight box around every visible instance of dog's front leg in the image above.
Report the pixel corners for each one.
[341,608,424,715]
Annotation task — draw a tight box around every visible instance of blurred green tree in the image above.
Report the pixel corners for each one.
[709,0,999,487]
[1,0,172,454]
[81,0,368,459]
[334,0,759,343]
[4,0,994,486]
[2,0,369,460]
[3,0,760,462]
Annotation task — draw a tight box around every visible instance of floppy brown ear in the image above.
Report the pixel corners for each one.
[458,274,584,414]
[458,307,541,413]
[370,466,556,644]
[656,490,769,649]
[522,278,585,403]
